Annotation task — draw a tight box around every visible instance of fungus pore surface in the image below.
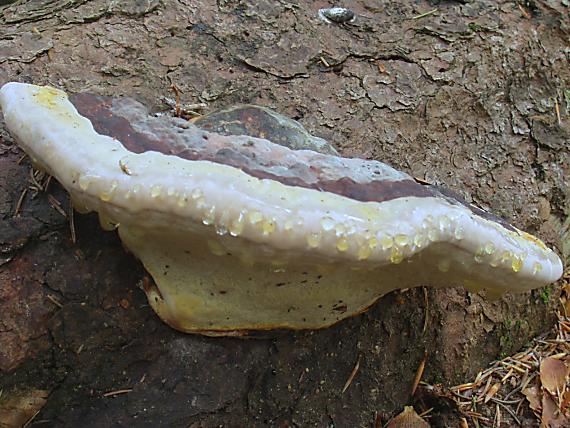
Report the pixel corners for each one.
[0,83,563,335]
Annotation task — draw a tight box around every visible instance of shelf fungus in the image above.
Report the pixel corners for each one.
[0,82,563,336]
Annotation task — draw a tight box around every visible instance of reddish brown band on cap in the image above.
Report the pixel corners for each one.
[69,93,515,231]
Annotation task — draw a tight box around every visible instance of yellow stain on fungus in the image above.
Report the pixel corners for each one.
[532,262,542,275]
[519,231,549,251]
[33,86,67,108]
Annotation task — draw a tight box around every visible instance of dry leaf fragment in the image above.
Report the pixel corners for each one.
[484,382,501,403]
[385,406,430,428]
[0,389,49,428]
[561,390,570,414]
[523,384,542,415]
[541,392,569,428]
[411,352,427,397]
[540,357,569,396]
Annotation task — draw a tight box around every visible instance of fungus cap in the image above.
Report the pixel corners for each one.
[0,82,563,335]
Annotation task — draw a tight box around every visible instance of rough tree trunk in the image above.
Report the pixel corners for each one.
[0,1,568,426]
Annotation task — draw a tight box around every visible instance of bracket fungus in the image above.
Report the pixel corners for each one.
[0,82,563,336]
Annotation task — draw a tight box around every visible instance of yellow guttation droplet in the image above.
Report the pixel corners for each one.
[78,175,90,191]
[177,194,188,207]
[357,245,372,260]
[216,211,230,236]
[71,196,89,214]
[307,233,321,248]
[167,186,176,197]
[484,242,496,255]
[394,234,408,247]
[454,226,465,240]
[284,219,294,231]
[532,262,542,275]
[99,212,117,231]
[368,236,378,249]
[202,207,216,225]
[336,237,349,252]
[380,237,393,251]
[439,216,451,231]
[390,247,404,264]
[335,224,347,236]
[500,251,512,264]
[321,216,335,231]
[271,259,287,270]
[150,185,162,198]
[262,219,276,235]
[100,181,118,202]
[413,234,427,249]
[191,188,203,199]
[511,255,523,273]
[474,248,485,263]
[248,211,263,225]
[195,197,206,209]
[229,213,245,237]
[427,228,438,242]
